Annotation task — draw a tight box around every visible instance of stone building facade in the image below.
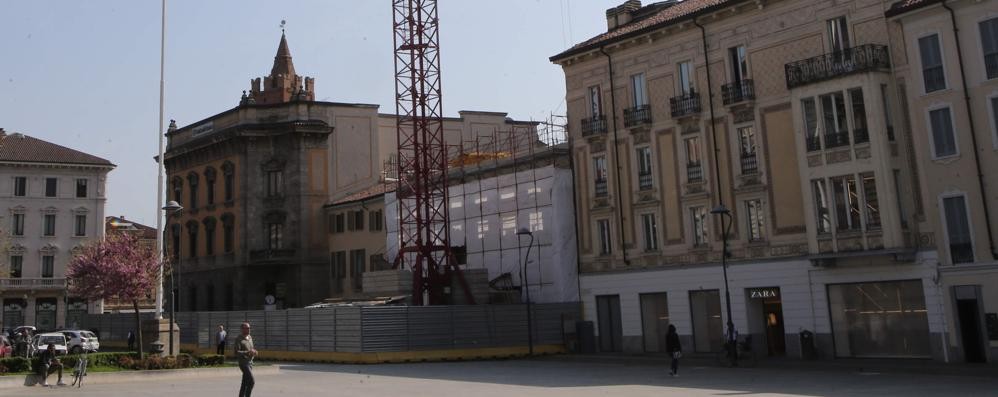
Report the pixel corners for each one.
[551,0,946,360]
[0,129,114,331]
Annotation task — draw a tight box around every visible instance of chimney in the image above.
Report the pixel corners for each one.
[606,0,642,30]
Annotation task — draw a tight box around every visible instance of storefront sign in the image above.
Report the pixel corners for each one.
[748,287,780,299]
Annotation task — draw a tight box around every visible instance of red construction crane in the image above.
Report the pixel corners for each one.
[392,0,474,305]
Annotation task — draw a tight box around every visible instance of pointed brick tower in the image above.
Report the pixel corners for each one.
[246,32,315,105]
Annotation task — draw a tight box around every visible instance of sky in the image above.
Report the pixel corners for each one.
[0,0,609,226]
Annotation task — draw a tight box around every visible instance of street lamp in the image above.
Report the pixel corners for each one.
[162,200,182,355]
[710,204,737,366]
[516,228,535,356]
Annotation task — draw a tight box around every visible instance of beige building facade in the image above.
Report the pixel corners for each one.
[552,0,948,360]
[888,0,998,363]
[324,185,391,300]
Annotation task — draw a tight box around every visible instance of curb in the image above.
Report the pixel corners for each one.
[0,364,280,389]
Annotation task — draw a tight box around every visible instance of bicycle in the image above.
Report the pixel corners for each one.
[71,351,88,388]
[717,335,758,367]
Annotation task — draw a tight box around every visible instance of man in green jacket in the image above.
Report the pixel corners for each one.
[235,322,257,397]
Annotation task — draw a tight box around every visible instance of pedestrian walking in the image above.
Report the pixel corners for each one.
[235,322,257,397]
[127,330,136,351]
[665,324,682,377]
[216,324,227,356]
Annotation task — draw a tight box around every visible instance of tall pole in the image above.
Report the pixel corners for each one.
[518,229,534,356]
[714,208,736,366]
[154,0,167,321]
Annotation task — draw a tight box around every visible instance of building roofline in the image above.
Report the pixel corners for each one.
[884,0,945,18]
[169,100,380,136]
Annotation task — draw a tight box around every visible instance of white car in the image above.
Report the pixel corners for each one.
[60,330,99,354]
[34,333,69,356]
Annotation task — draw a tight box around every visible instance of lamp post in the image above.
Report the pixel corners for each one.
[710,204,737,366]
[162,200,182,356]
[516,228,535,356]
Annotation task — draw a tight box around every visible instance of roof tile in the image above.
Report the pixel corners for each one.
[0,131,114,166]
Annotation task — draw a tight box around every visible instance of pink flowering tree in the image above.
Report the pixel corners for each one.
[67,233,162,358]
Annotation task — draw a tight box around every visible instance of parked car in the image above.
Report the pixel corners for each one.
[0,335,12,357]
[59,330,99,354]
[33,333,68,356]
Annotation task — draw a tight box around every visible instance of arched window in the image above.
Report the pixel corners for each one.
[202,217,217,256]
[187,173,200,209]
[185,220,199,258]
[204,167,217,206]
[171,176,183,204]
[222,161,235,202]
[221,213,235,254]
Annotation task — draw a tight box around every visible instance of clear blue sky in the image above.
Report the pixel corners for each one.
[0,1,608,226]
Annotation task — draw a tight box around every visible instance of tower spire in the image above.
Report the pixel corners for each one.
[245,26,314,105]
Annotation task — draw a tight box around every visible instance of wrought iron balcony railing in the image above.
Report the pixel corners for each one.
[853,127,869,144]
[740,154,758,175]
[624,105,652,127]
[686,162,704,183]
[806,135,822,152]
[950,243,975,264]
[785,44,890,89]
[670,92,702,118]
[0,278,67,290]
[595,180,608,197]
[581,116,608,137]
[638,172,653,191]
[722,79,755,105]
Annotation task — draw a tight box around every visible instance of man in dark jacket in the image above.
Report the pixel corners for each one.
[665,324,681,377]
[38,344,65,387]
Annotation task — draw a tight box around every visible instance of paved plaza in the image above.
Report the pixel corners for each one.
[11,359,998,397]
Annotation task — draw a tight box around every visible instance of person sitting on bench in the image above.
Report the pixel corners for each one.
[38,343,65,387]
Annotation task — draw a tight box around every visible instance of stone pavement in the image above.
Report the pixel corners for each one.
[10,358,998,396]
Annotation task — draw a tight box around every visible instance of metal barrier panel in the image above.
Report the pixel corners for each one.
[264,310,289,351]
[491,305,528,347]
[452,306,491,349]
[406,306,453,351]
[287,309,311,352]
[244,311,266,350]
[361,306,408,352]
[309,309,336,352]
[334,308,361,352]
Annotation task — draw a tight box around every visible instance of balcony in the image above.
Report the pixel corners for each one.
[824,130,850,148]
[624,105,652,128]
[670,92,702,118]
[595,180,608,197]
[740,154,758,175]
[784,44,890,89]
[0,278,67,290]
[722,80,755,105]
[638,172,653,191]
[581,116,608,137]
[686,162,704,183]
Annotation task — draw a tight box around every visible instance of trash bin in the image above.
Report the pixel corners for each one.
[799,330,816,360]
[576,321,596,354]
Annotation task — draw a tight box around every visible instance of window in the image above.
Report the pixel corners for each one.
[678,61,694,95]
[352,210,365,231]
[12,213,24,236]
[803,98,820,151]
[746,199,765,241]
[42,256,54,278]
[74,214,86,237]
[331,251,347,294]
[597,219,612,255]
[223,164,235,202]
[589,85,603,117]
[942,196,974,264]
[594,156,608,197]
[172,177,183,204]
[268,223,283,250]
[685,137,703,182]
[43,214,56,236]
[893,170,908,228]
[991,96,998,145]
[631,73,647,107]
[827,17,850,54]
[45,178,57,197]
[75,179,87,198]
[9,256,22,278]
[170,225,181,259]
[204,221,216,256]
[881,85,896,141]
[187,223,198,258]
[821,92,849,147]
[729,45,748,82]
[266,171,283,197]
[813,180,832,234]
[861,173,880,229]
[691,206,708,247]
[205,169,216,205]
[636,147,653,190]
[738,126,758,174]
[832,175,861,232]
[929,107,957,157]
[223,218,234,253]
[919,34,945,92]
[641,214,658,252]
[980,18,998,79]
[849,88,869,143]
[13,177,26,197]
[828,281,930,358]
[350,249,366,291]
[187,173,199,209]
[369,210,384,231]
[334,213,345,233]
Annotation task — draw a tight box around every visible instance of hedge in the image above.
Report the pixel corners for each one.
[0,352,223,374]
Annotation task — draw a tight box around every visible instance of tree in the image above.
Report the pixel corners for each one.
[67,232,163,359]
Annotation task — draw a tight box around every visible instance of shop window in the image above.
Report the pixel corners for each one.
[689,290,723,353]
[640,293,670,353]
[828,281,930,358]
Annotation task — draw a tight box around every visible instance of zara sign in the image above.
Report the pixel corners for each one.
[748,287,780,299]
